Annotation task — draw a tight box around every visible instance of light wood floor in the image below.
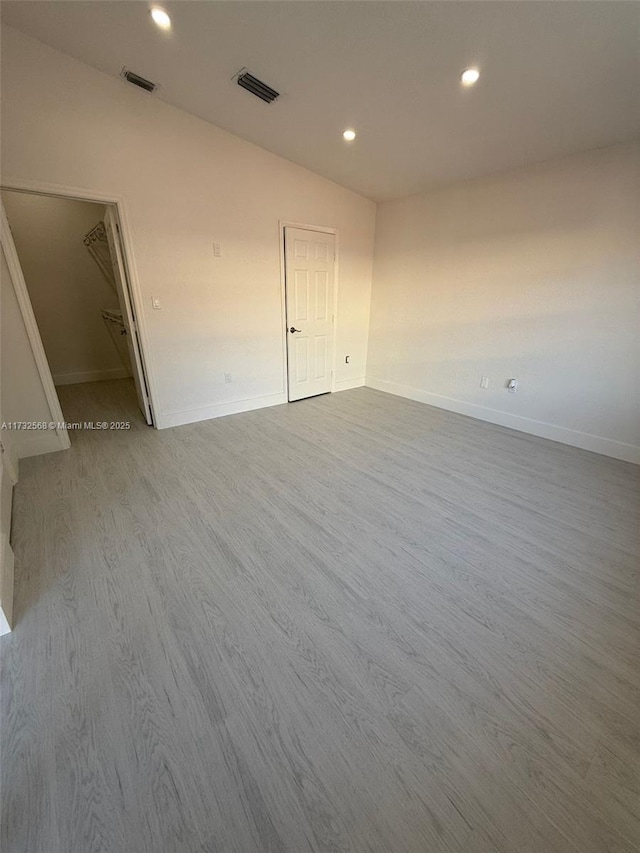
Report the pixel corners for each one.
[1,379,639,853]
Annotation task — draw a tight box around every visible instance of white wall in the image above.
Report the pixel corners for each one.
[1,27,376,428]
[1,191,129,386]
[367,142,640,463]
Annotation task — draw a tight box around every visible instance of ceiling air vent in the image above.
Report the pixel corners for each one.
[121,68,157,93]
[237,71,279,104]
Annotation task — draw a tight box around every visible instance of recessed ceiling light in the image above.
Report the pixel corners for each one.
[150,7,171,29]
[461,68,480,86]
[343,129,356,142]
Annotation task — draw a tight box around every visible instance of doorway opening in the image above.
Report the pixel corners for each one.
[282,225,337,402]
[1,189,153,439]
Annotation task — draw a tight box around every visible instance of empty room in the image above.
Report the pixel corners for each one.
[0,3,638,853]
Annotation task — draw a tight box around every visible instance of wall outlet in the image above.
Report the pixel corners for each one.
[480,376,489,389]
[507,378,518,393]
[224,372,232,383]
[213,242,222,257]
[345,355,350,364]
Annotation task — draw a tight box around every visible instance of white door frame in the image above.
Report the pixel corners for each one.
[103,208,152,425]
[278,220,339,402]
[1,240,18,635]
[1,203,71,450]
[0,178,158,427]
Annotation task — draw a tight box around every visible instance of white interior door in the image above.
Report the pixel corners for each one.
[104,209,152,425]
[284,227,335,402]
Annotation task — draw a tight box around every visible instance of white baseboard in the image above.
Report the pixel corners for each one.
[159,380,366,429]
[334,376,366,392]
[53,367,132,386]
[158,391,287,429]
[366,377,640,465]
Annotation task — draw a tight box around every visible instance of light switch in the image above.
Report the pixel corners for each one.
[152,297,162,310]
[213,242,222,257]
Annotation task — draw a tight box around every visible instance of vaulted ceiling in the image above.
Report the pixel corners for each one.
[2,1,638,200]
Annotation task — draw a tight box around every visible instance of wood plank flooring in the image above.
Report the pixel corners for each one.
[1,379,639,853]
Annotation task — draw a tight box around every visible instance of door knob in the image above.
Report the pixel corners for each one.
[289,327,302,333]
